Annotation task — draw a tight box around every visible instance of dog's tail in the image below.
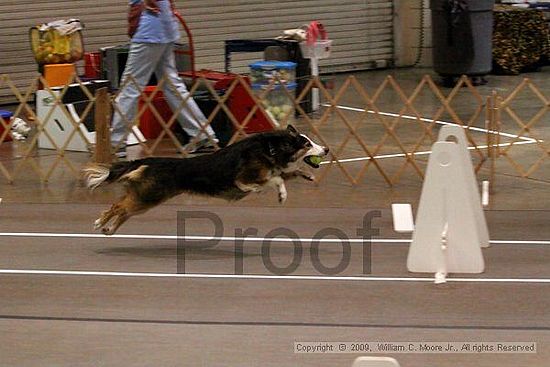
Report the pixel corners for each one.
[82,161,139,191]
[82,164,112,190]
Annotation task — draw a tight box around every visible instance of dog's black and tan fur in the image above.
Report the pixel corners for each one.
[83,125,329,235]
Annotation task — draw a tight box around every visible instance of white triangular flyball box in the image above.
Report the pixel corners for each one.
[407,125,489,276]
[438,125,489,247]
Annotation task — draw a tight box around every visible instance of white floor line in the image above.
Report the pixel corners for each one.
[319,140,536,165]
[0,232,549,245]
[315,103,538,165]
[324,104,537,142]
[0,269,548,283]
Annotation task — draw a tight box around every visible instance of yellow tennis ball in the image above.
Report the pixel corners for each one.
[309,156,322,165]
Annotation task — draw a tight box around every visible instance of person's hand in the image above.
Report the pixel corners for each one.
[144,0,160,14]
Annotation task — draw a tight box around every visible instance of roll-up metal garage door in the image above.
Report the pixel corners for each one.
[0,0,128,103]
[0,0,394,103]
[184,0,394,73]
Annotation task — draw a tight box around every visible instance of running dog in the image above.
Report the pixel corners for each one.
[82,125,329,235]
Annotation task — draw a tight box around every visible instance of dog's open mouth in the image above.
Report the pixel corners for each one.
[304,155,323,169]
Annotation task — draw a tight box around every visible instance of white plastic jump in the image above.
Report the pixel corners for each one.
[391,203,415,233]
[352,356,401,367]
[406,125,490,282]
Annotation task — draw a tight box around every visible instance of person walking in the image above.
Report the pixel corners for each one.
[112,0,218,158]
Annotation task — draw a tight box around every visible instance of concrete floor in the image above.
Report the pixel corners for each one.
[0,67,548,367]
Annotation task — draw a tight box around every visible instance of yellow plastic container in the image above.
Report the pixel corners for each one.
[30,27,84,65]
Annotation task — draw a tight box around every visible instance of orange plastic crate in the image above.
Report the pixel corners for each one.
[43,63,76,87]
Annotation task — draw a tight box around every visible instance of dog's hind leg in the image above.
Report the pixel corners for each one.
[94,192,133,230]
[102,213,129,236]
[101,194,154,235]
[94,206,118,230]
[95,202,125,234]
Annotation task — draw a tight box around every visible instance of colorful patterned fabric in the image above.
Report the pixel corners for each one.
[493,5,550,74]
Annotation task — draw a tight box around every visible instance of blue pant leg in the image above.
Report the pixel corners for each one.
[155,43,217,140]
[111,42,164,147]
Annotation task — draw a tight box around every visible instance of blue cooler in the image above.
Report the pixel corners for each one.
[0,110,13,142]
[249,61,296,84]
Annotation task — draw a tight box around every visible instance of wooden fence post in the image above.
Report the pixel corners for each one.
[94,87,112,164]
[485,91,500,194]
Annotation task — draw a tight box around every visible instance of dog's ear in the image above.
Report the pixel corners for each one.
[286,124,298,136]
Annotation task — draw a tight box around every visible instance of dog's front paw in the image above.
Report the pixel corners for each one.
[235,181,261,193]
[302,172,315,181]
[279,184,288,204]
[278,192,287,204]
